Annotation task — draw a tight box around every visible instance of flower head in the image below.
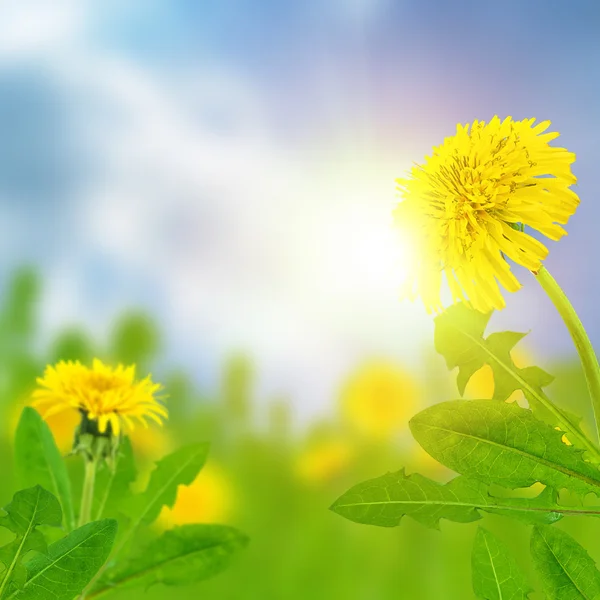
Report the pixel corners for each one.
[395,116,579,313]
[32,358,167,436]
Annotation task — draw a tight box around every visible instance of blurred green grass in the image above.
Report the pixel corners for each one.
[1,266,599,599]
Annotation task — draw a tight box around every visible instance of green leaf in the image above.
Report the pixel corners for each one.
[330,470,586,529]
[14,408,75,531]
[90,525,248,597]
[434,303,591,456]
[531,525,600,599]
[434,303,552,399]
[93,437,137,521]
[127,443,210,527]
[409,400,600,496]
[8,519,117,600]
[472,526,532,600]
[0,487,62,595]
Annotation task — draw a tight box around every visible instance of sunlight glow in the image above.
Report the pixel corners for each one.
[323,206,413,293]
[318,172,416,302]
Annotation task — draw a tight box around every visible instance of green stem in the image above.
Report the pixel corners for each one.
[534,265,600,444]
[79,459,97,527]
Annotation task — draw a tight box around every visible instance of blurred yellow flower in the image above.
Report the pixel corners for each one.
[395,116,579,313]
[464,347,531,403]
[296,439,353,484]
[340,361,419,438]
[32,358,167,436]
[126,423,173,460]
[159,462,234,526]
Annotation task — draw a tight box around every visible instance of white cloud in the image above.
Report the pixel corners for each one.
[0,0,86,59]
[4,6,430,417]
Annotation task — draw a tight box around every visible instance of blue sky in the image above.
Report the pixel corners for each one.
[0,0,598,416]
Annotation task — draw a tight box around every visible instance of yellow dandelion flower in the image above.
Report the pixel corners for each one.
[340,361,419,439]
[159,462,234,527]
[32,358,167,436]
[296,439,353,484]
[395,116,579,313]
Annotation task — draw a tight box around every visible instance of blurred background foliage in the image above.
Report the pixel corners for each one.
[0,266,599,599]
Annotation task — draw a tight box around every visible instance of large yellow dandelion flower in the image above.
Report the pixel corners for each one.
[395,116,579,313]
[32,358,167,436]
[340,361,419,439]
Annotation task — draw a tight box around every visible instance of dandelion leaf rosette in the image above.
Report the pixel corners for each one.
[472,527,532,600]
[409,400,600,496]
[531,525,600,599]
[330,470,582,529]
[90,524,248,596]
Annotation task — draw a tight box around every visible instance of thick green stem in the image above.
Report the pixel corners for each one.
[78,459,97,527]
[534,265,600,444]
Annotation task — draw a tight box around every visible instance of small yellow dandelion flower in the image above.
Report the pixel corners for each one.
[340,361,419,439]
[395,116,579,313]
[32,358,167,436]
[296,439,353,484]
[159,462,234,527]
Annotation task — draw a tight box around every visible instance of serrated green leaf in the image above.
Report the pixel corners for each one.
[128,443,210,527]
[0,487,62,596]
[472,526,532,600]
[90,525,247,597]
[434,303,551,399]
[410,400,600,496]
[7,519,117,600]
[14,408,75,531]
[93,437,136,521]
[531,525,600,599]
[434,303,594,458]
[329,470,600,528]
